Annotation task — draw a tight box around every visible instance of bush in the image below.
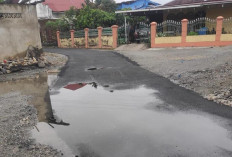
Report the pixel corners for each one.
[188,31,198,36]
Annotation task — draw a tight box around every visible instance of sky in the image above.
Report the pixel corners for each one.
[114,0,172,5]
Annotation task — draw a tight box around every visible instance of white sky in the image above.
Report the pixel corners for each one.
[115,0,172,5]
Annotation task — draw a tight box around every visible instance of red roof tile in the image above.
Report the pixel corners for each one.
[64,83,87,91]
[164,0,232,6]
[43,0,85,12]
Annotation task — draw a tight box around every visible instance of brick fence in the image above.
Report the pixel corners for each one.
[56,16,232,49]
[150,16,232,48]
[56,25,118,49]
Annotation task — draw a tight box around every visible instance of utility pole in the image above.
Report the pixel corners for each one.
[124,16,127,44]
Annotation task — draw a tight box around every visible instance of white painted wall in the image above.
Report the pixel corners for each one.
[0,4,42,60]
[36,3,54,19]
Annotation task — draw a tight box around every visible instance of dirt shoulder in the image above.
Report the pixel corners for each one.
[0,52,67,157]
[117,46,232,106]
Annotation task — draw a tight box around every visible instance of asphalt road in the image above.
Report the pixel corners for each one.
[45,48,232,157]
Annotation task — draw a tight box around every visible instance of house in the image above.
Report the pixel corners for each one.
[116,0,232,23]
[37,0,85,19]
[117,0,160,10]
[36,0,85,46]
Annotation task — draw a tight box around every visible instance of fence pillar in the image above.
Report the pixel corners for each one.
[84,28,89,48]
[216,16,224,42]
[150,22,157,48]
[111,25,118,49]
[70,30,75,48]
[56,31,61,48]
[181,19,188,45]
[97,27,103,48]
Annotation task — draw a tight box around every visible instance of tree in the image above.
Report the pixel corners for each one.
[82,0,96,8]
[95,0,101,6]
[95,0,117,12]
[75,6,116,29]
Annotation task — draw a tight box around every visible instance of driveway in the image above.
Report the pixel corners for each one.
[42,48,232,157]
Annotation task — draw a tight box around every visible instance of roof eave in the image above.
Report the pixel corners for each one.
[115,5,201,14]
[115,1,232,14]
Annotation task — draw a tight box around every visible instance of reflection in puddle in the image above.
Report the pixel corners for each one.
[31,122,74,156]
[33,83,232,157]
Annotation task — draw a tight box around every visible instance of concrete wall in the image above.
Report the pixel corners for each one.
[0,4,42,60]
[221,34,232,41]
[36,3,54,19]
[186,35,216,42]
[156,36,181,44]
[150,18,232,48]
[58,28,116,49]
[102,36,113,48]
[74,37,85,48]
[60,38,72,48]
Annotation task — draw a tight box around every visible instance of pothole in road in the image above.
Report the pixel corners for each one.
[86,67,103,71]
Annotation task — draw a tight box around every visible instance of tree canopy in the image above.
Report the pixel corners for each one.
[46,0,147,31]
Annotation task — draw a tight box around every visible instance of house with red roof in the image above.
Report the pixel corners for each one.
[37,0,85,19]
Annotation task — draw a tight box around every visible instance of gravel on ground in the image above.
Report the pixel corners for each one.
[117,46,232,106]
[0,52,67,157]
[0,93,62,157]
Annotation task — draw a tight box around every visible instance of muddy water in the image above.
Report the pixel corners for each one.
[31,80,232,157]
[0,73,53,122]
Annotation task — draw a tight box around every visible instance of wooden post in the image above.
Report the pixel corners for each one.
[216,16,224,42]
[56,31,61,48]
[150,22,157,48]
[181,19,188,45]
[97,27,103,48]
[84,28,89,48]
[111,25,118,49]
[70,30,75,48]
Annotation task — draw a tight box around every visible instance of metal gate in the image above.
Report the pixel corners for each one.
[118,25,127,45]
[134,22,150,43]
[118,22,150,45]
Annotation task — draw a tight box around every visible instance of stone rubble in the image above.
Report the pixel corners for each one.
[0,46,48,75]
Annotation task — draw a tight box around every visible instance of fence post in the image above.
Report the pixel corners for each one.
[111,25,118,49]
[216,16,224,42]
[97,27,103,48]
[181,19,188,45]
[84,28,89,48]
[56,31,61,48]
[70,30,75,48]
[150,22,157,48]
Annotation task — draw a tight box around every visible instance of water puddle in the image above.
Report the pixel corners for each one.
[2,74,232,156]
[32,81,232,157]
